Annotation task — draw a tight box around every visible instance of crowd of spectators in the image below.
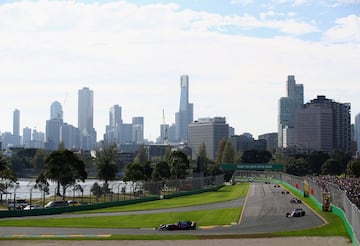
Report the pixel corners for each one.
[309,175,360,208]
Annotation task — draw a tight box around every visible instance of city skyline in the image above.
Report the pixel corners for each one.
[0,0,359,141]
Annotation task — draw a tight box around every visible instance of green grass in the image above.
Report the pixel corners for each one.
[76,183,249,213]
[0,181,352,241]
[0,207,242,228]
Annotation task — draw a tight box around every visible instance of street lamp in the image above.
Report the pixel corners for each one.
[13,182,20,211]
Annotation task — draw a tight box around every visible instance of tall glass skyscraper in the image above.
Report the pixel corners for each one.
[278,75,304,148]
[78,87,97,150]
[175,75,193,143]
[50,101,63,120]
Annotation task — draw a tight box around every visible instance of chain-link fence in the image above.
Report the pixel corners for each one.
[2,174,224,209]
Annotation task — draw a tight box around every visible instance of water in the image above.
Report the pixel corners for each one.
[3,179,133,201]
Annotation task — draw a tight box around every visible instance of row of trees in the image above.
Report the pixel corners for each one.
[283,150,360,177]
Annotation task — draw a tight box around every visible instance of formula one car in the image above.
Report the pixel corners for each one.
[281,190,290,194]
[290,197,302,204]
[286,208,305,217]
[158,221,197,231]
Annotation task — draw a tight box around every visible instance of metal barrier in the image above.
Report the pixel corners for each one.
[234,171,360,245]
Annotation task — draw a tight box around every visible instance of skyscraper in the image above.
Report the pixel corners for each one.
[355,113,360,156]
[278,75,304,148]
[132,116,144,144]
[188,117,229,160]
[175,75,193,143]
[50,101,63,120]
[294,96,351,152]
[12,109,21,146]
[104,105,122,146]
[78,87,97,150]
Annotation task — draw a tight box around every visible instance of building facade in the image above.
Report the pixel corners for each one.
[175,75,193,143]
[188,117,229,160]
[294,95,351,153]
[78,87,97,150]
[278,75,304,148]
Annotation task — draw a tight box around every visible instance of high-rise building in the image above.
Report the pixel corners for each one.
[188,117,229,160]
[294,95,351,153]
[132,117,144,144]
[278,75,303,148]
[46,101,64,150]
[258,133,278,153]
[355,113,360,156]
[50,101,63,120]
[23,127,32,148]
[104,105,122,146]
[13,109,20,138]
[60,123,80,150]
[175,75,193,143]
[78,87,97,150]
[12,109,21,146]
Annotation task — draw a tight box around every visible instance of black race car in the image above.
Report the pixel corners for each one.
[158,221,197,231]
[286,208,305,217]
[290,197,302,204]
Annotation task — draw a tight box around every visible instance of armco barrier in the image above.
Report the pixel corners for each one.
[0,196,160,218]
[235,171,359,246]
[0,185,224,218]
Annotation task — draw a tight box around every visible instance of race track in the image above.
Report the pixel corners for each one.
[0,182,325,237]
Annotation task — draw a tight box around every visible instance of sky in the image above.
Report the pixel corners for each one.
[0,0,359,142]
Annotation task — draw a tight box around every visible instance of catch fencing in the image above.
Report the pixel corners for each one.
[235,171,360,245]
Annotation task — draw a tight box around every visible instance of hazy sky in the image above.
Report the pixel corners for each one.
[0,0,359,141]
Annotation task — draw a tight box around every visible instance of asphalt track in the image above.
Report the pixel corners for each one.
[0,182,326,236]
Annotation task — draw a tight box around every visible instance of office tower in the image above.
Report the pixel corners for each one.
[294,96,351,152]
[175,75,193,143]
[23,127,32,148]
[45,102,64,150]
[10,109,21,146]
[278,75,304,148]
[355,113,360,156]
[78,87,97,150]
[258,133,278,152]
[159,124,169,144]
[13,109,20,138]
[50,101,63,120]
[132,117,144,144]
[32,129,45,149]
[188,117,229,160]
[104,105,122,146]
[60,123,80,150]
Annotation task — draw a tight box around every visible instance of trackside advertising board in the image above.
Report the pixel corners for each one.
[220,163,284,171]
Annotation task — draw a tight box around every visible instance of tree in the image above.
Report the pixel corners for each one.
[222,141,235,163]
[31,149,50,170]
[241,150,272,163]
[285,157,308,176]
[196,143,208,174]
[152,161,170,181]
[94,143,119,186]
[308,151,329,175]
[134,145,148,165]
[321,159,342,175]
[41,149,87,199]
[347,160,360,177]
[123,162,144,182]
[168,150,189,179]
[215,138,227,164]
[0,153,17,203]
[330,151,352,174]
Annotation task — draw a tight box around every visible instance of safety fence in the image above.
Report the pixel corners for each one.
[235,171,360,246]
[0,174,224,218]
